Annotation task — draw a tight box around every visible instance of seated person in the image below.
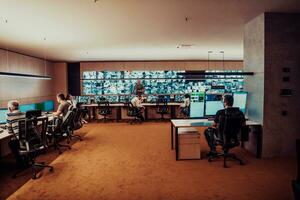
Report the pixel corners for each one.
[204,95,245,155]
[53,93,71,117]
[131,95,145,121]
[178,94,190,117]
[66,94,77,108]
[134,80,145,96]
[6,100,26,167]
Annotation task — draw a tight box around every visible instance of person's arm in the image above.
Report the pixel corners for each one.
[211,110,221,128]
[53,104,63,116]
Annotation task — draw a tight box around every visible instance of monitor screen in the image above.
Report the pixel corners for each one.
[44,100,54,112]
[36,102,44,111]
[190,102,204,118]
[0,108,8,124]
[19,104,36,113]
[233,92,247,114]
[205,94,224,116]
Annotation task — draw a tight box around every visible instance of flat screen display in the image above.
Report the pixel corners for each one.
[0,108,8,124]
[19,104,36,113]
[44,100,54,112]
[233,92,247,114]
[205,94,224,116]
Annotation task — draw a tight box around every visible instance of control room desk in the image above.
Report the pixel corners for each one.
[82,102,182,121]
[0,114,54,158]
[170,119,261,160]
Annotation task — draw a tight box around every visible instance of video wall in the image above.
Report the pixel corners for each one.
[81,70,244,96]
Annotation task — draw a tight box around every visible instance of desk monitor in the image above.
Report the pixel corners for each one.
[36,102,44,111]
[205,94,224,116]
[190,102,205,118]
[233,92,247,114]
[26,110,42,119]
[44,100,54,112]
[0,108,8,124]
[20,104,37,113]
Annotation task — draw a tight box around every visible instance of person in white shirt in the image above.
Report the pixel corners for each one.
[178,94,190,117]
[131,95,145,121]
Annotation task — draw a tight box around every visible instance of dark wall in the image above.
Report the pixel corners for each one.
[264,13,300,157]
[244,13,300,158]
[67,62,81,96]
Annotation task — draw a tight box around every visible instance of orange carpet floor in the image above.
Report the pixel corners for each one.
[5,122,296,200]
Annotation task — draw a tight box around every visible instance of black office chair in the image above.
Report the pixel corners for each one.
[47,110,74,154]
[98,100,112,122]
[207,107,245,168]
[13,117,54,179]
[156,98,169,120]
[180,106,190,118]
[124,102,142,124]
[68,107,83,142]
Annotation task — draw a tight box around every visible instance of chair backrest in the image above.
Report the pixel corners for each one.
[72,108,83,130]
[17,116,48,151]
[125,101,138,116]
[217,107,244,148]
[156,98,168,112]
[60,109,75,131]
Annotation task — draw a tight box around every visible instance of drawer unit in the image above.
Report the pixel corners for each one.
[178,128,201,159]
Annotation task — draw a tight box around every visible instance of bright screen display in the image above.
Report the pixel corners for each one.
[44,100,54,111]
[0,108,8,124]
[233,92,248,113]
[19,104,36,113]
[205,94,224,116]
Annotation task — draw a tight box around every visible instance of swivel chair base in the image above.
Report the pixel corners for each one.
[48,138,71,154]
[13,159,54,180]
[207,151,244,168]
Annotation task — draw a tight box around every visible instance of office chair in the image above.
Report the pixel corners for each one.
[207,107,245,168]
[180,106,190,118]
[156,98,169,120]
[13,117,54,179]
[97,100,112,122]
[68,107,83,142]
[124,102,142,124]
[47,110,74,154]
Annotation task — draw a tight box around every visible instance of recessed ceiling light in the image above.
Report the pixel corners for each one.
[176,44,195,49]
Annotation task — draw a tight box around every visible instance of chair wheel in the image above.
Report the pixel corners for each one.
[32,174,37,179]
[49,167,54,172]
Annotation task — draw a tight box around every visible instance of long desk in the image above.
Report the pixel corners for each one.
[82,102,182,121]
[170,119,261,160]
[0,114,54,158]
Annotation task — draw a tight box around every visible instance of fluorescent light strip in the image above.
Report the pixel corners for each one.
[0,72,51,80]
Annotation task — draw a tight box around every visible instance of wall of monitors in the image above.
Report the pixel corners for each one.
[81,70,244,97]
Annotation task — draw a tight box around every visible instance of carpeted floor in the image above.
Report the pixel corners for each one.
[2,122,297,200]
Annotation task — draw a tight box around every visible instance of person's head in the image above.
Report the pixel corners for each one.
[184,94,190,99]
[137,80,141,84]
[7,100,19,113]
[223,94,234,108]
[66,94,73,101]
[56,93,65,103]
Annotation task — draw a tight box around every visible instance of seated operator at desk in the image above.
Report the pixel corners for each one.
[178,94,190,118]
[131,94,145,121]
[53,93,71,117]
[6,100,26,167]
[204,94,245,156]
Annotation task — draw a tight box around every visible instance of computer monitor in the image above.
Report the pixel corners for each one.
[26,110,42,119]
[233,92,248,114]
[44,100,54,112]
[36,102,44,111]
[0,108,8,124]
[19,104,37,113]
[205,94,224,116]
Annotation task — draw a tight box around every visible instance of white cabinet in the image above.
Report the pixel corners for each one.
[178,127,201,159]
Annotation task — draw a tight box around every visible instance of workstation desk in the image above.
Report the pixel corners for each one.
[0,114,54,158]
[82,102,182,121]
[170,119,262,160]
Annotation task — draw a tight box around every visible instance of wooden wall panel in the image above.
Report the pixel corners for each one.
[0,49,55,108]
[52,62,68,109]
